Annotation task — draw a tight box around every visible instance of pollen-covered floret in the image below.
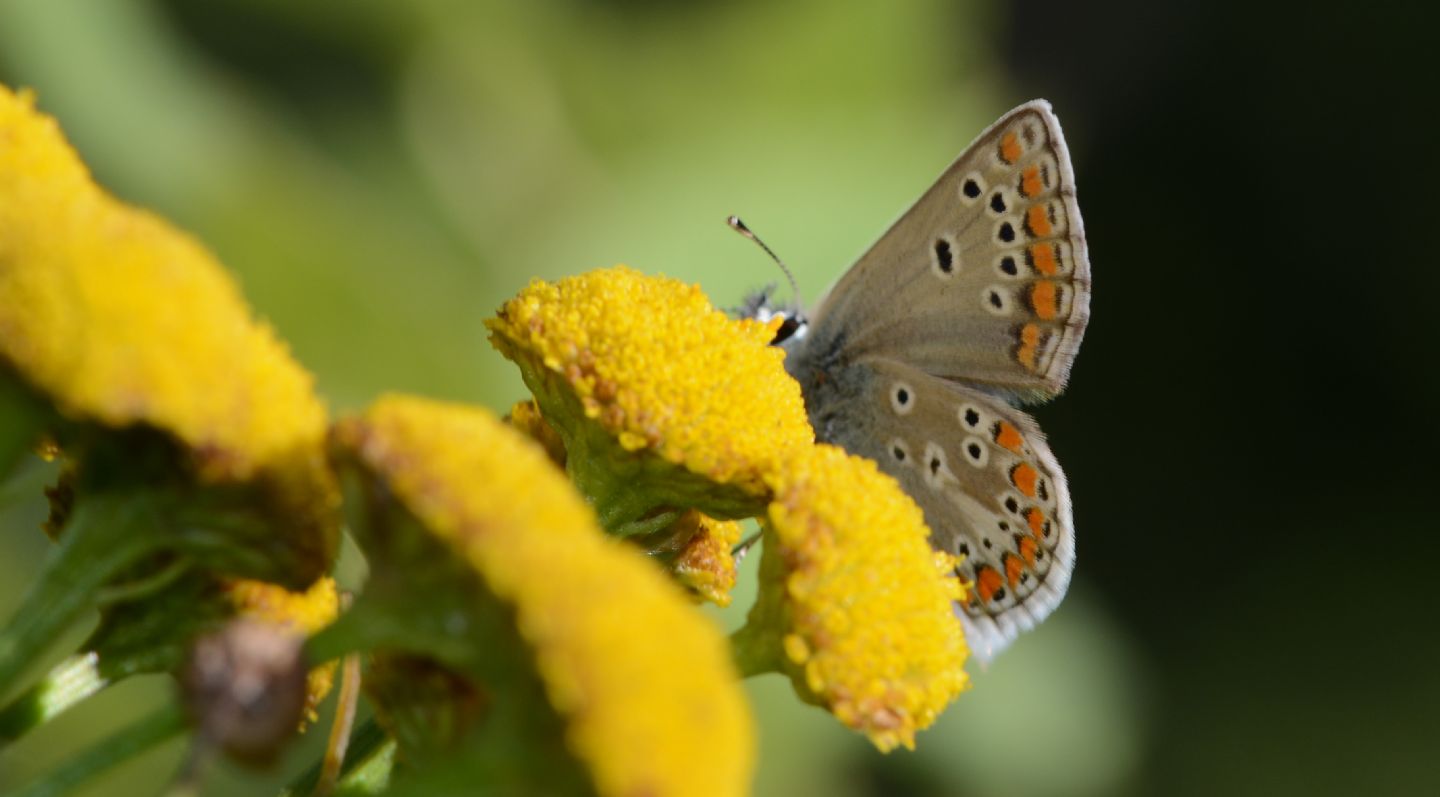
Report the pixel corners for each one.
[486,266,813,499]
[668,510,745,607]
[745,444,970,752]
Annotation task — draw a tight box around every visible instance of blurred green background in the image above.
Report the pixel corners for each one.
[1,0,1436,795]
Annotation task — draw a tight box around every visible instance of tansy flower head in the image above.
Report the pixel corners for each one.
[326,394,754,796]
[734,444,970,752]
[0,84,337,572]
[0,84,337,692]
[486,266,813,536]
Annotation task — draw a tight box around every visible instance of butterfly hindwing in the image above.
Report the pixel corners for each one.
[805,356,1076,660]
[797,100,1090,404]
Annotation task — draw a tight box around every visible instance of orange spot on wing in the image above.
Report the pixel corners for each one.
[1029,243,1059,276]
[1004,553,1025,587]
[1030,281,1059,320]
[976,566,1004,603]
[994,421,1025,453]
[1016,323,1041,369]
[1018,535,1039,565]
[1010,462,1039,497]
[1026,204,1054,237]
[1024,507,1046,538]
[1000,132,1022,164]
[1020,165,1043,198]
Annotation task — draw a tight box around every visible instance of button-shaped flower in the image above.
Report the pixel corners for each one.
[0,84,338,691]
[486,266,813,537]
[324,394,754,796]
[734,444,971,752]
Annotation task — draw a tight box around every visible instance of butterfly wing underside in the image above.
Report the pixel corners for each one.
[783,100,1089,658]
[801,100,1090,404]
[813,356,1075,659]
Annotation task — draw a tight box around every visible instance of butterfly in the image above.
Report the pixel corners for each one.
[749,100,1090,660]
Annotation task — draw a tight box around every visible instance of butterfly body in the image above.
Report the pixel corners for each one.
[776,100,1090,659]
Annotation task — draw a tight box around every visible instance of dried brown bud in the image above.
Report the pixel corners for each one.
[181,618,308,766]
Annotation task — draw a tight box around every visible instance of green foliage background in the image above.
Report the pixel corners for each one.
[1,1,1435,795]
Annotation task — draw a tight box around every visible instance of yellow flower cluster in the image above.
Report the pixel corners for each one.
[487,266,974,749]
[487,266,813,498]
[225,577,341,724]
[753,444,970,752]
[0,85,336,562]
[333,395,755,797]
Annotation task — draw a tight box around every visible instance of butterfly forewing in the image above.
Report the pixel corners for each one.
[800,100,1090,404]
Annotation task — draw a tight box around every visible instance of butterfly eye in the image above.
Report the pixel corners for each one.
[889,382,915,415]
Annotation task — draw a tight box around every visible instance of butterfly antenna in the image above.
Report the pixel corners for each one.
[728,215,801,308]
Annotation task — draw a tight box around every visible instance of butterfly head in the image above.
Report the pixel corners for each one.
[735,284,808,346]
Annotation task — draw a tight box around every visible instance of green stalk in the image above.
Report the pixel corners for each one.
[0,653,108,745]
[729,621,783,679]
[0,492,162,692]
[10,701,185,797]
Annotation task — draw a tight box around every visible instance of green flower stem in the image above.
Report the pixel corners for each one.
[729,529,785,678]
[0,492,163,692]
[559,421,660,535]
[0,653,107,745]
[10,701,185,797]
[729,621,783,679]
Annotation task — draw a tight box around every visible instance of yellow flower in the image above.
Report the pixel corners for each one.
[0,84,337,568]
[486,266,813,534]
[668,511,744,608]
[734,445,970,752]
[0,84,337,693]
[331,394,755,797]
[226,577,341,725]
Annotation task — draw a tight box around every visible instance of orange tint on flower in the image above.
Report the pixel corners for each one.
[669,511,744,607]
